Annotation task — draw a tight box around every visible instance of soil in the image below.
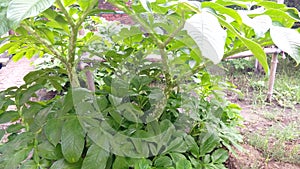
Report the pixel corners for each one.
[227,98,300,169]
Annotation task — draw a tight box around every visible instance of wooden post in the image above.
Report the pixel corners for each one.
[266,53,278,102]
[266,0,283,102]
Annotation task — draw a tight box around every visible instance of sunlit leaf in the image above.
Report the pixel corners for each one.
[184,12,226,64]
[7,0,55,27]
[270,26,300,64]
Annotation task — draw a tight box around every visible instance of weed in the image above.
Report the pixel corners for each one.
[247,132,269,152]
[266,122,300,141]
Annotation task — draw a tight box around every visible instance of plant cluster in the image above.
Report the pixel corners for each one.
[0,0,300,168]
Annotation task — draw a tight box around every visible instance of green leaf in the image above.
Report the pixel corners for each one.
[6,123,24,133]
[211,148,228,164]
[202,2,242,25]
[0,129,5,140]
[184,12,226,64]
[112,156,130,169]
[0,110,19,123]
[50,159,82,169]
[262,9,296,28]
[38,141,63,160]
[218,16,269,73]
[169,153,186,163]
[63,0,76,7]
[139,0,152,13]
[134,158,152,169]
[81,144,109,169]
[154,156,173,167]
[4,147,33,169]
[61,117,85,163]
[165,137,188,153]
[78,0,96,11]
[7,0,55,27]
[175,159,192,169]
[44,118,63,146]
[199,132,220,156]
[270,26,300,64]
[184,135,199,158]
[19,160,38,169]
[18,84,44,106]
[238,12,272,37]
[0,5,10,36]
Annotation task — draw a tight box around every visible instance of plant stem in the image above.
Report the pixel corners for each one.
[56,0,75,28]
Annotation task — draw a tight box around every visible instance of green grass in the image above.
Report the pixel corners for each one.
[224,57,300,165]
[225,57,300,107]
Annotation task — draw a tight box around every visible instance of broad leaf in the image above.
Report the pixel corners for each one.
[218,16,269,73]
[7,0,55,27]
[199,132,220,156]
[139,0,154,13]
[211,148,228,163]
[270,26,300,64]
[4,147,33,169]
[202,2,242,25]
[61,117,85,163]
[19,160,38,169]
[184,12,226,64]
[78,0,96,11]
[112,156,130,169]
[238,12,272,37]
[175,159,192,169]
[44,118,63,146]
[81,144,109,169]
[154,156,173,167]
[50,159,82,169]
[63,0,76,7]
[0,110,19,123]
[38,141,63,160]
[0,3,11,36]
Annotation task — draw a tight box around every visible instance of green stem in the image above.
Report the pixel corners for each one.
[56,0,75,28]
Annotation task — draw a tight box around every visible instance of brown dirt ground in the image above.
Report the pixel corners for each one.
[227,99,300,169]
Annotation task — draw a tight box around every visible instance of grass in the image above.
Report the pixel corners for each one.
[224,57,300,166]
[226,58,300,107]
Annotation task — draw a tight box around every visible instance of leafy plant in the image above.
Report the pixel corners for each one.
[0,0,300,168]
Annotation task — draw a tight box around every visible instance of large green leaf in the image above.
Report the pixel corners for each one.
[78,0,96,11]
[44,118,63,146]
[38,141,63,160]
[202,1,242,25]
[81,144,109,169]
[211,148,228,164]
[199,132,220,156]
[238,12,272,38]
[61,117,85,163]
[175,159,192,169]
[0,3,10,36]
[184,12,226,64]
[4,147,33,169]
[270,26,300,64]
[50,159,82,169]
[218,16,269,73]
[7,0,55,27]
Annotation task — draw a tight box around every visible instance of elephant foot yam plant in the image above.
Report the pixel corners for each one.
[1,0,300,168]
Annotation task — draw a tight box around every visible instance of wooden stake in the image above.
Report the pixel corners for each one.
[266,53,278,102]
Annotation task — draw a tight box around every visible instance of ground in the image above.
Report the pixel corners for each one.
[228,103,300,169]
[225,58,300,169]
